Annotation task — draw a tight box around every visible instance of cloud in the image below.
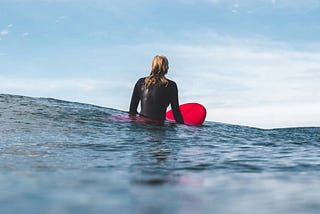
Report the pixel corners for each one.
[0,24,13,40]
[191,0,320,12]
[3,0,151,9]
[0,77,133,110]
[0,29,9,36]
[1,2,319,128]
[169,42,320,106]
[271,0,320,9]
[179,0,220,5]
[3,0,320,11]
[2,32,319,128]
[22,32,30,37]
[124,33,319,128]
[209,104,320,128]
[0,77,134,93]
[0,29,9,41]
[55,16,66,23]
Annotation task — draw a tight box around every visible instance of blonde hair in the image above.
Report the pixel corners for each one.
[145,55,169,88]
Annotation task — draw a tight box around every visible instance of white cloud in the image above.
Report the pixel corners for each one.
[209,104,320,128]
[143,35,320,128]
[1,27,319,128]
[3,0,320,10]
[0,29,9,36]
[170,43,320,103]
[0,77,132,111]
[55,16,66,23]
[179,0,220,4]
[0,24,12,39]
[271,0,320,9]
[22,32,30,37]
[0,77,134,93]
[3,35,319,128]
[193,0,320,12]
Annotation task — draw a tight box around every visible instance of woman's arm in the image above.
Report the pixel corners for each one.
[170,82,184,124]
[129,80,140,115]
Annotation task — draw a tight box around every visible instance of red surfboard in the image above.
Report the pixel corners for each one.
[166,103,206,126]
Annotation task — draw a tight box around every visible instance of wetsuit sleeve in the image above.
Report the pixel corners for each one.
[129,80,140,114]
[170,82,184,124]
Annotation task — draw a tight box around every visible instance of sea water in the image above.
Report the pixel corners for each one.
[0,94,319,214]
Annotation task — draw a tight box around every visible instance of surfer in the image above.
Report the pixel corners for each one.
[129,55,184,124]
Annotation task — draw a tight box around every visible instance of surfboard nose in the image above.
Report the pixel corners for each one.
[166,103,207,126]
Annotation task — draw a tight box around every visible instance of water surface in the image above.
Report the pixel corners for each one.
[1,94,319,213]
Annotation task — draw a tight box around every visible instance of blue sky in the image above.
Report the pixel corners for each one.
[1,0,320,128]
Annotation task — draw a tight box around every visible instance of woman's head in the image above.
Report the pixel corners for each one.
[151,55,169,76]
[145,55,169,88]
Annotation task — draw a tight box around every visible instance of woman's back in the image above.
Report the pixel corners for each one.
[130,78,182,122]
[129,55,184,124]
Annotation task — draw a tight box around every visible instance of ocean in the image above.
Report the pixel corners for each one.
[1,94,319,214]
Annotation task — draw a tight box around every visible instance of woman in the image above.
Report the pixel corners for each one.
[129,55,184,124]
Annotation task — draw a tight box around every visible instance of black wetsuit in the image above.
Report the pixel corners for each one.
[129,77,184,124]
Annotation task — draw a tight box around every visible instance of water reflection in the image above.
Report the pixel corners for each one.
[129,123,178,186]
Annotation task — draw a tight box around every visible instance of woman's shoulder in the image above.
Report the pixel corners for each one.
[136,77,146,84]
[166,78,177,87]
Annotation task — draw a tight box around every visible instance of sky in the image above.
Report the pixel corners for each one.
[1,0,320,128]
